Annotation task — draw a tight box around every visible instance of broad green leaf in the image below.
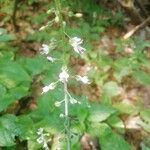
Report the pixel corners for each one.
[133,71,150,85]
[0,84,6,98]
[0,114,22,146]
[0,86,29,112]
[70,96,89,124]
[0,128,15,146]
[18,55,48,76]
[103,81,121,97]
[0,51,15,60]
[107,115,125,134]
[0,35,15,42]
[113,102,139,115]
[88,104,116,123]
[18,115,35,140]
[99,123,132,150]
[30,88,64,130]
[0,60,31,89]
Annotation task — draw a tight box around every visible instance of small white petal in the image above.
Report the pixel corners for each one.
[42,86,51,94]
[76,75,90,84]
[59,67,69,83]
[37,128,44,135]
[37,137,43,144]
[47,56,56,62]
[69,37,86,54]
[42,82,56,94]
[40,44,50,55]
[70,98,78,104]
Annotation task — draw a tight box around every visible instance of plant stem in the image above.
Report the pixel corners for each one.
[54,0,67,65]
[54,0,71,149]
[64,82,71,149]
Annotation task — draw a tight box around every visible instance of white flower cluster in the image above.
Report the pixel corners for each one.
[37,128,50,150]
[39,38,57,62]
[40,35,89,118]
[42,66,90,94]
[69,37,86,54]
[59,67,69,83]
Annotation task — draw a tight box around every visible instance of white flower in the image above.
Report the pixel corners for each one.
[69,37,86,54]
[46,56,56,62]
[69,98,78,104]
[42,82,56,94]
[43,142,49,150]
[59,67,69,83]
[37,128,44,135]
[40,44,50,55]
[36,128,49,150]
[76,75,90,84]
[37,137,43,144]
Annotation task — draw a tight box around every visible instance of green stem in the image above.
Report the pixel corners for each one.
[64,82,71,149]
[54,0,71,149]
[54,0,67,65]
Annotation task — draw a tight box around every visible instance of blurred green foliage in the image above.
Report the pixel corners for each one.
[0,0,150,149]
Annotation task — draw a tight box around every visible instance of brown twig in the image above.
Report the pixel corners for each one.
[123,17,150,40]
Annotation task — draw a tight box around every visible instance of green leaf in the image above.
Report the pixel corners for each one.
[0,114,22,146]
[113,102,139,115]
[107,115,125,134]
[0,35,15,42]
[18,55,48,76]
[99,123,132,150]
[103,81,121,97]
[88,104,116,123]
[0,84,6,98]
[0,51,15,61]
[140,109,150,124]
[133,71,150,85]
[0,60,31,89]
[0,128,15,146]
[0,86,29,112]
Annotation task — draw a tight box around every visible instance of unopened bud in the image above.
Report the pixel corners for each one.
[39,26,47,31]
[54,101,61,107]
[59,114,64,118]
[55,16,59,23]
[75,13,83,18]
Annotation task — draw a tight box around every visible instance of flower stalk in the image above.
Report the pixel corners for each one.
[54,0,71,149]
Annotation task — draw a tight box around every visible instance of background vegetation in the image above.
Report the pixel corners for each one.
[0,0,150,149]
